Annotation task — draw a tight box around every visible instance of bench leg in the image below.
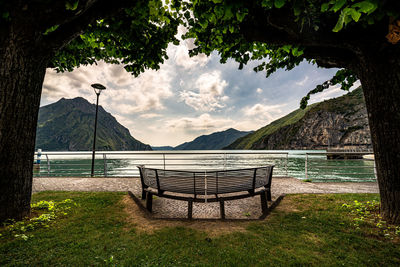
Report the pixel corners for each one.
[260,191,268,214]
[266,189,272,201]
[146,192,153,212]
[188,200,193,219]
[141,189,147,200]
[220,199,225,219]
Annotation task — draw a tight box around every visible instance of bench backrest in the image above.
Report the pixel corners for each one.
[137,166,274,195]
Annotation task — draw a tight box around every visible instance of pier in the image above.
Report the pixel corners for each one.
[326,149,374,159]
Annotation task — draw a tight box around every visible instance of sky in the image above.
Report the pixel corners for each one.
[41,26,359,147]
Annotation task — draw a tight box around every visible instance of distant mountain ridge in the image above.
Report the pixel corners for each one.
[171,128,252,150]
[226,87,371,150]
[35,97,151,151]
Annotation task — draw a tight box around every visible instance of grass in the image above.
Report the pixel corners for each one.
[1,192,399,266]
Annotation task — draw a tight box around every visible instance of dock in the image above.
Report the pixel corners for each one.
[326,149,374,160]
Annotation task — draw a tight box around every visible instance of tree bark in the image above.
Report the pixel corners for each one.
[0,37,48,222]
[358,51,400,224]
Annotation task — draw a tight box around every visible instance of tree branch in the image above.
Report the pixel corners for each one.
[42,0,136,53]
[239,3,388,70]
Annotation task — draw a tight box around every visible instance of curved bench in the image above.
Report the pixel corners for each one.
[137,165,274,219]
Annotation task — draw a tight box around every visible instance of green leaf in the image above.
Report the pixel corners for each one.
[274,0,285,9]
[321,3,330,12]
[261,0,274,9]
[43,25,60,35]
[349,9,361,22]
[281,45,291,53]
[332,0,346,12]
[236,11,247,22]
[65,0,79,11]
[333,10,345,32]
[352,1,377,14]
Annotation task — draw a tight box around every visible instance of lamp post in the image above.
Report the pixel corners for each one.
[91,83,106,177]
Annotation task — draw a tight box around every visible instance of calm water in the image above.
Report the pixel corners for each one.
[33,150,376,182]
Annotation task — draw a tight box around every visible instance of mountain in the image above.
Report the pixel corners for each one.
[174,128,252,150]
[151,146,174,151]
[226,87,371,150]
[35,97,152,151]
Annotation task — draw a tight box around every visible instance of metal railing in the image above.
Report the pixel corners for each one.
[305,152,376,182]
[33,151,289,178]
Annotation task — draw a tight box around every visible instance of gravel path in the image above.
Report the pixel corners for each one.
[33,177,378,219]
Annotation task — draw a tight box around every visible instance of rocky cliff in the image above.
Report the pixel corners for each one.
[226,87,371,150]
[36,97,152,151]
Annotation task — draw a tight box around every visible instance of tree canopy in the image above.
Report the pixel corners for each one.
[184,0,399,106]
[0,0,181,76]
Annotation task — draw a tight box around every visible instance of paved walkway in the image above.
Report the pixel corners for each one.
[33,177,379,195]
[33,177,379,219]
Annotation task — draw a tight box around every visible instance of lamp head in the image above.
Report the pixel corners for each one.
[91,83,106,95]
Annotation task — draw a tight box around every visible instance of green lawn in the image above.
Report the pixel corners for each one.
[1,192,399,266]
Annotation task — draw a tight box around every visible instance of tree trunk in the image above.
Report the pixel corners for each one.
[0,38,48,222]
[358,51,400,224]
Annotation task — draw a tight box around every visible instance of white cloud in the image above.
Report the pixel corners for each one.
[175,43,209,69]
[256,88,263,94]
[166,113,232,134]
[242,103,286,125]
[42,61,174,114]
[295,75,309,86]
[173,26,210,70]
[139,113,162,119]
[309,81,361,105]
[179,71,229,111]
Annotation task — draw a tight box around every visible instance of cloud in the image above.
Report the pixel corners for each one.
[242,103,286,124]
[166,113,233,134]
[139,113,162,119]
[308,81,361,104]
[256,88,263,94]
[42,61,175,114]
[173,26,210,70]
[174,43,209,69]
[179,71,229,111]
[295,75,309,86]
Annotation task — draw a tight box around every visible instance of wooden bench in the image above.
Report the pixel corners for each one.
[137,165,274,219]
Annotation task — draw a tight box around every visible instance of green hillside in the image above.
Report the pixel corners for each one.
[226,87,366,150]
[36,97,151,151]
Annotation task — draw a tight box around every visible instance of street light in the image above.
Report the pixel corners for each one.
[91,83,106,177]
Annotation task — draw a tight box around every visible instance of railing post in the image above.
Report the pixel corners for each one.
[46,154,50,175]
[305,153,308,179]
[103,153,107,177]
[223,153,227,170]
[163,153,166,170]
[285,153,288,177]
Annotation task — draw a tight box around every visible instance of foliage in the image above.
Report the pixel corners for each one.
[184,0,399,106]
[1,192,399,266]
[0,0,182,77]
[0,199,77,241]
[342,200,400,240]
[49,0,181,76]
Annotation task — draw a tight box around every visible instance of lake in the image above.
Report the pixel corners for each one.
[33,150,376,182]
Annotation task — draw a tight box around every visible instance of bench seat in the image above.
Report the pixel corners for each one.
[137,166,274,219]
